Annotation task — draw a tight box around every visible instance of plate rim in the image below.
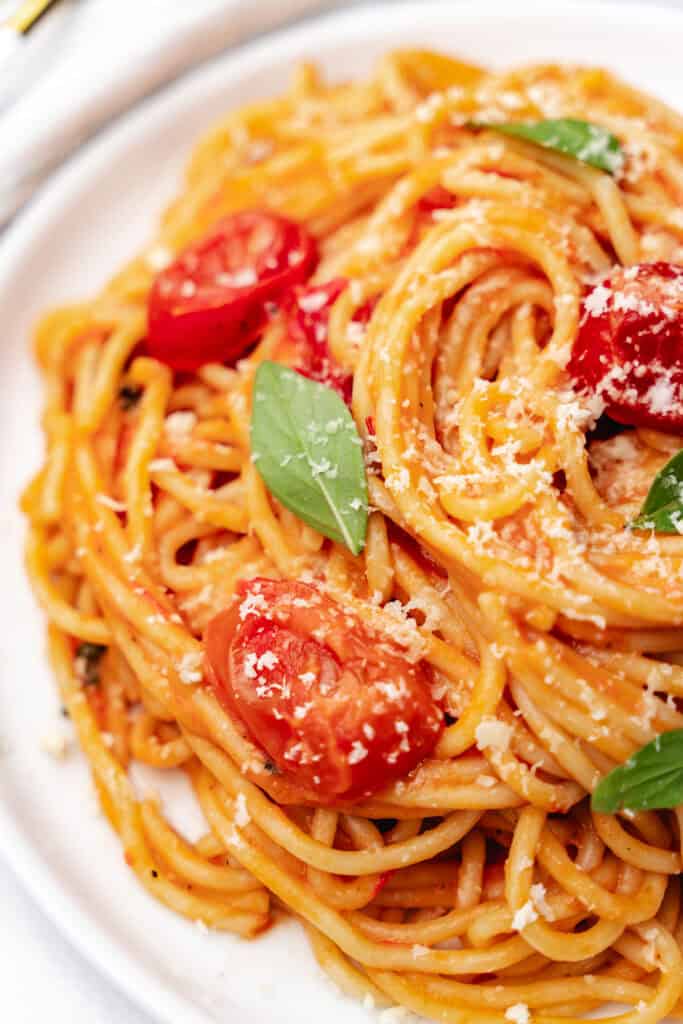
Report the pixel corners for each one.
[2,2,683,1022]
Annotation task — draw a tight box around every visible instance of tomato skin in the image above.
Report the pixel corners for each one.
[147,211,317,372]
[286,279,376,404]
[417,185,456,213]
[568,262,683,432]
[204,579,443,804]
[286,279,353,402]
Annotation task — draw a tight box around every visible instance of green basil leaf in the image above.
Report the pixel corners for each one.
[250,362,368,555]
[592,729,683,812]
[630,448,683,533]
[473,118,623,174]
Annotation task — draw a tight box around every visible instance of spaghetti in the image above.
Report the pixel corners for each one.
[22,49,683,1023]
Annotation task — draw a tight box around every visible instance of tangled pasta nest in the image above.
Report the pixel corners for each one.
[23,49,683,1023]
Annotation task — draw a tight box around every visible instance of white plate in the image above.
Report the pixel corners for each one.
[1,3,682,1023]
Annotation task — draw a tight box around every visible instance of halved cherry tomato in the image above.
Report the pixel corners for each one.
[286,279,376,404]
[568,262,683,432]
[204,578,443,804]
[147,211,317,372]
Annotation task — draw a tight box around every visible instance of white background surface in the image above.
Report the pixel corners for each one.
[2,1,683,1022]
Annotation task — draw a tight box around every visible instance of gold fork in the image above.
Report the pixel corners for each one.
[6,0,60,34]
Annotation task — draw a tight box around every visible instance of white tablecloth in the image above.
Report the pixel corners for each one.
[2,1,682,1022]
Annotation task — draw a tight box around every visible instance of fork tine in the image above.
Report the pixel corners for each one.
[6,0,60,35]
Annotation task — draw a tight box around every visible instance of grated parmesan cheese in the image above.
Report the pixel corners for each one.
[257,651,279,671]
[216,268,257,288]
[475,718,512,752]
[348,740,369,765]
[505,1004,530,1024]
[239,590,268,621]
[379,601,428,663]
[385,467,410,494]
[177,651,203,685]
[164,411,197,439]
[512,900,539,930]
[298,289,330,314]
[148,458,177,472]
[234,792,251,828]
[123,543,142,564]
[530,882,553,921]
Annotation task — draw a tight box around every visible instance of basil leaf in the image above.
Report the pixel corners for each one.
[630,448,683,533]
[592,730,683,812]
[250,362,368,555]
[473,118,623,174]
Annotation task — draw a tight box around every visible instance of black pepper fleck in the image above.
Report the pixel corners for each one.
[119,384,143,410]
